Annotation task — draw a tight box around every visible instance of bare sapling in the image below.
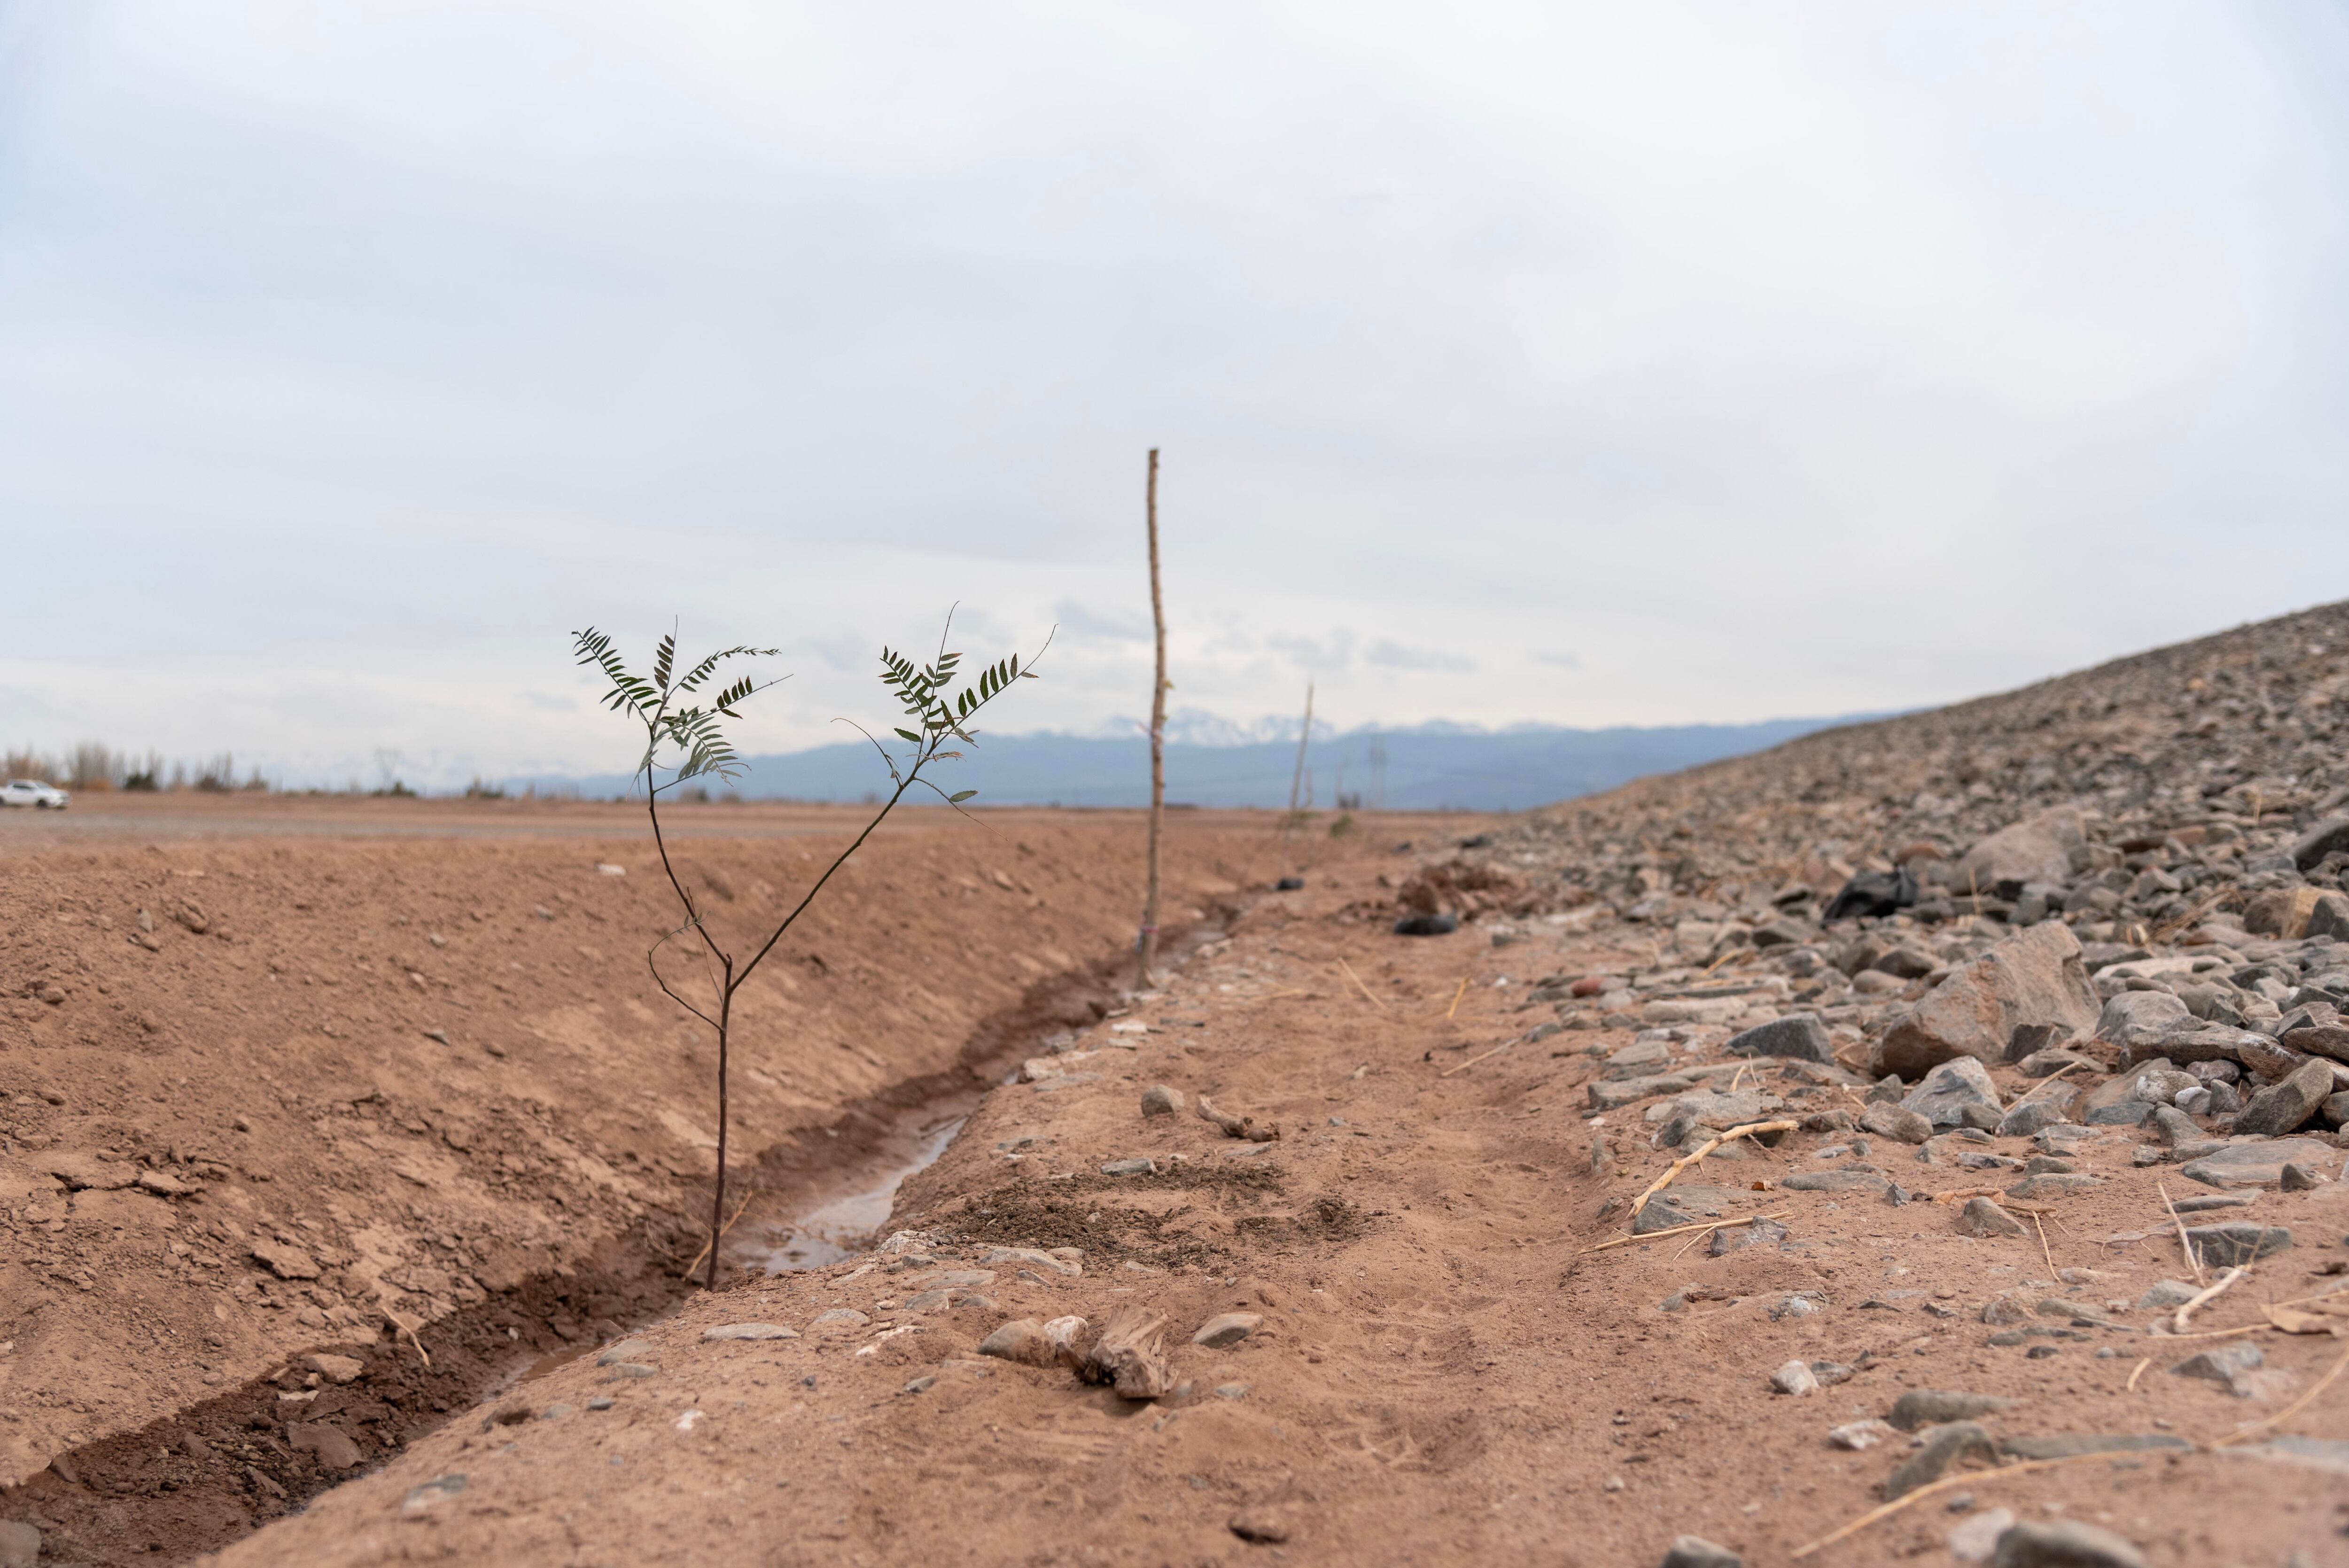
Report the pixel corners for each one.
[571,611,1047,1289]
[1136,447,1168,990]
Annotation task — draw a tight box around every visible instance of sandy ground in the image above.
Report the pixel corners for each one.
[178,849,2349,1568]
[0,799,1406,1563]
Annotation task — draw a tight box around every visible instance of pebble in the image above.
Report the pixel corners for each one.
[1216,1382,1251,1399]
[975,1319,1059,1367]
[303,1353,364,1385]
[1708,1218,1789,1257]
[810,1310,871,1331]
[1193,1312,1263,1349]
[1828,1419,1898,1451]
[703,1323,800,1341]
[1099,1157,1156,1177]
[1659,1537,1742,1568]
[1140,1085,1185,1117]
[2171,1342,2264,1396]
[1947,1509,2017,1563]
[1987,1520,2147,1568]
[1769,1360,1819,1396]
[1958,1197,2026,1238]
[1900,1058,2004,1128]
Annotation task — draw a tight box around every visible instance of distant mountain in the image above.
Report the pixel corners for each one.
[504,714,1883,812]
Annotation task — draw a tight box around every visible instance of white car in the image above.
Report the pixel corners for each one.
[1,779,69,809]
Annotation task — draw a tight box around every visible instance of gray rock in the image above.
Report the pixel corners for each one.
[1770,1359,1819,1395]
[1784,1168,1892,1193]
[1884,1420,1997,1499]
[2183,1223,2292,1267]
[0,1521,40,1568]
[2234,1058,2333,1136]
[1956,806,2088,891]
[2094,990,2193,1049]
[1724,1014,1832,1062]
[2310,894,2349,944]
[1192,1312,1262,1348]
[2172,1342,2264,1396]
[2017,1047,2099,1078]
[702,1322,799,1341]
[2222,1435,2349,1475]
[595,1339,655,1366]
[1660,1537,1742,1568]
[1873,923,2100,1080]
[2003,1172,2103,1201]
[2084,1101,2155,1127]
[1988,1519,2147,1568]
[1634,1188,1729,1232]
[2293,815,2349,872]
[975,1319,1058,1367]
[2324,1091,2349,1129]
[1099,1157,1157,1177]
[287,1420,362,1469]
[1997,1083,2080,1138]
[809,1309,871,1330]
[1890,1389,2016,1431]
[1589,1074,1697,1110]
[1958,1197,2026,1238]
[2283,1161,2320,1190]
[1901,1057,2004,1127]
[1709,1217,1789,1256]
[2179,1136,2337,1189]
[1859,1102,1933,1144]
[2136,1280,2197,1309]
[2149,1104,2199,1147]
[1996,1433,2189,1460]
[1140,1085,1185,1117]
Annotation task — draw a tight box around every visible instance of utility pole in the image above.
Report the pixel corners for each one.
[1136,449,1168,991]
[1279,683,1314,873]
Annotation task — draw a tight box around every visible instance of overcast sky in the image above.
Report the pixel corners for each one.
[3,1,2346,788]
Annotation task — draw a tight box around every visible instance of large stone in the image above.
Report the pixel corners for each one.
[1884,1421,1997,1499]
[1660,1538,1742,1568]
[2284,1022,2349,1064]
[2234,1058,2333,1136]
[2094,991,2192,1049]
[1872,923,2099,1079]
[1955,806,2088,892]
[2182,1223,2292,1267]
[2293,815,2349,872]
[1900,1058,2003,1128]
[2310,893,2349,944]
[2178,1136,2337,1189]
[1958,1197,2026,1237]
[1859,1102,1933,1144]
[1988,1520,2148,1568]
[0,1522,40,1568]
[2171,1342,2264,1396]
[1997,1083,2079,1137]
[1724,1014,1832,1063]
[1783,1168,1892,1194]
[976,1320,1058,1367]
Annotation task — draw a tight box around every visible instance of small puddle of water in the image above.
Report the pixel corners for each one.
[731,1094,980,1273]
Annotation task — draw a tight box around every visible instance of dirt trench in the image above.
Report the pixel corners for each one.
[0,803,1329,1564]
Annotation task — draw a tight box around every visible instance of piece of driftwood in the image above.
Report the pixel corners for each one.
[1198,1094,1278,1142]
[1081,1306,1172,1398]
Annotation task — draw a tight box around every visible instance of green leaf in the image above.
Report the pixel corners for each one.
[949,789,977,803]
[893,727,921,742]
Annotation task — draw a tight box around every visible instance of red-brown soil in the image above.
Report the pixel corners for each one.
[0,798,1346,1563]
[178,839,2349,1568]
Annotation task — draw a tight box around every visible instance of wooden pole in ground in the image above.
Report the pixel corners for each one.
[1280,683,1314,874]
[1137,448,1167,990]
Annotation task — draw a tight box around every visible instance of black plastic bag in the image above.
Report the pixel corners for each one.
[1393,912,1460,937]
[1823,866,1918,922]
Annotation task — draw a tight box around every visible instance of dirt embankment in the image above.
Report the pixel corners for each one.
[0,805,1299,1561]
[207,853,2349,1568]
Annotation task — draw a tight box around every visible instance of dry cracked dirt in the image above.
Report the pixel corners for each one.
[11,602,2349,1567]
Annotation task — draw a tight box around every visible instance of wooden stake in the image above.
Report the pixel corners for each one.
[1280,683,1314,873]
[1137,448,1168,990]
[1445,978,1469,1020]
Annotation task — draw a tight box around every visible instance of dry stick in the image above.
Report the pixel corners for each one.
[2208,1335,2349,1449]
[1626,1120,1798,1217]
[1440,1042,1513,1078]
[2172,1266,2247,1335]
[1135,448,1167,991]
[1445,978,1469,1021]
[1579,1211,1791,1254]
[683,1188,759,1280]
[2031,1210,2056,1277]
[2161,1181,2207,1287]
[1789,1453,2112,1561]
[2126,1357,2151,1393]
[1337,957,1386,1009]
